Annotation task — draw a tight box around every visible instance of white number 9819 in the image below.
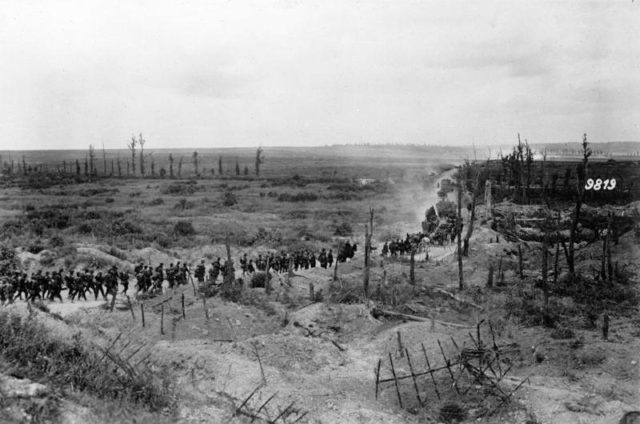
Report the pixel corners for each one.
[585,178,616,191]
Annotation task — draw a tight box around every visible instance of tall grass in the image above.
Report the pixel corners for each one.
[0,311,174,413]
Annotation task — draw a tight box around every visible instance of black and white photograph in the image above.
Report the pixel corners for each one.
[1,1,639,423]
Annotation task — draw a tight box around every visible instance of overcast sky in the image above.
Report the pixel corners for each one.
[1,0,639,150]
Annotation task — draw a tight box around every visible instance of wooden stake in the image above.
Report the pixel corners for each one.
[388,352,403,408]
[437,339,459,394]
[181,293,186,320]
[252,342,267,386]
[375,358,382,399]
[405,348,423,406]
[397,331,404,358]
[126,295,135,320]
[421,343,440,400]
[140,303,145,328]
[202,297,209,321]
[160,304,165,335]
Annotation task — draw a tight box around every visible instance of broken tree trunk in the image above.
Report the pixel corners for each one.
[409,248,416,285]
[457,175,464,290]
[434,288,482,310]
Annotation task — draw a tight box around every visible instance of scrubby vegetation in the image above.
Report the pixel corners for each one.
[0,310,175,412]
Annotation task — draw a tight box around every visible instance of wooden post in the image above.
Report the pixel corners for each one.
[375,358,382,399]
[487,262,494,288]
[518,244,524,279]
[181,293,186,320]
[202,297,209,321]
[333,256,339,282]
[397,331,404,358]
[421,342,441,400]
[141,303,145,328]
[160,304,165,335]
[457,175,464,290]
[110,289,117,312]
[127,295,135,320]
[409,248,416,285]
[405,348,423,406]
[388,353,403,408]
[265,257,272,295]
[309,283,314,301]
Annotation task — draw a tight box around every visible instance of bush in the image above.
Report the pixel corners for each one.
[334,222,353,236]
[161,182,197,195]
[0,245,17,276]
[223,191,238,207]
[0,311,173,411]
[174,198,195,210]
[277,192,318,202]
[149,197,164,206]
[173,221,195,237]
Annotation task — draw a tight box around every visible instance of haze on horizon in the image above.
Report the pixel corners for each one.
[1,0,639,151]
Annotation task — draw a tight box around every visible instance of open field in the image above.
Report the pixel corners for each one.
[0,145,639,424]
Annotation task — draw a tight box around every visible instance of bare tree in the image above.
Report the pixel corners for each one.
[169,154,174,178]
[88,145,96,177]
[117,156,122,177]
[457,170,464,290]
[235,158,240,176]
[178,157,183,177]
[567,134,591,281]
[75,159,80,176]
[462,156,482,256]
[138,133,146,176]
[127,136,137,176]
[363,208,374,297]
[218,157,223,175]
[102,142,107,175]
[255,147,264,176]
[150,154,155,177]
[192,151,199,176]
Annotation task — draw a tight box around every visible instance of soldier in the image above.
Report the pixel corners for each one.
[327,249,334,267]
[381,242,389,256]
[166,263,176,289]
[319,248,327,269]
[195,260,206,284]
[247,259,255,274]
[93,271,107,300]
[240,254,248,275]
[49,270,64,302]
[120,270,130,294]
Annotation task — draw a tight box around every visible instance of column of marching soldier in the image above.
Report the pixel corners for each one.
[0,245,358,306]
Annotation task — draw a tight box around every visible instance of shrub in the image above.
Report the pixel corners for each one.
[223,191,238,207]
[149,197,164,206]
[27,242,45,254]
[174,198,195,210]
[105,197,115,203]
[77,223,93,234]
[0,311,174,411]
[334,222,353,236]
[173,221,195,236]
[277,192,318,202]
[161,182,197,195]
[0,245,17,276]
